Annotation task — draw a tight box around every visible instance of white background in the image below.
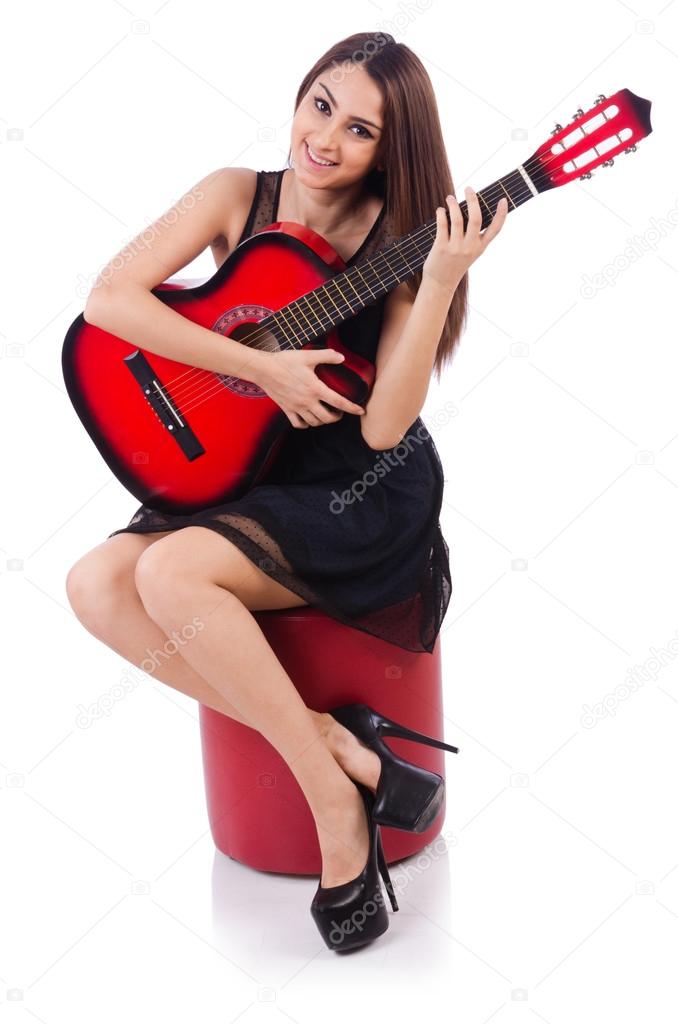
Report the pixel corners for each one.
[2,0,677,1018]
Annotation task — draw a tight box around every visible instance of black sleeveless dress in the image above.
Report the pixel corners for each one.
[107,169,452,653]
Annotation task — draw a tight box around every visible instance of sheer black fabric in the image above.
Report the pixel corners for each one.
[107,168,452,653]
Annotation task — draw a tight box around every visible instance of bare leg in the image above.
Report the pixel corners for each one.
[67,532,256,726]
[133,529,383,887]
[66,532,382,839]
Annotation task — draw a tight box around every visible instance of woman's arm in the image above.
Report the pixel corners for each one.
[85,282,269,383]
[83,167,268,383]
[361,188,509,450]
[360,275,458,451]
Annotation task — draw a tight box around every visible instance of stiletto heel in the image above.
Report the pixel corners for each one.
[328,703,460,834]
[369,710,459,755]
[310,782,396,952]
[376,826,399,912]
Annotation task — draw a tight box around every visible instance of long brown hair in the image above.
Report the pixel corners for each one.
[286,31,468,382]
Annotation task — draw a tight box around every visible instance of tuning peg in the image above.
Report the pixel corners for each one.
[579,171,594,180]
[601,158,615,168]
[550,122,563,136]
[571,107,585,120]
[593,94,607,105]
[623,143,638,154]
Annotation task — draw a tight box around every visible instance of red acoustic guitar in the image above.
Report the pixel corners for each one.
[62,88,652,515]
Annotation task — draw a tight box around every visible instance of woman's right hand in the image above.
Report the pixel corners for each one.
[253,349,366,429]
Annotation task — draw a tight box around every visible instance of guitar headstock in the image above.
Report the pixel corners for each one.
[528,88,652,191]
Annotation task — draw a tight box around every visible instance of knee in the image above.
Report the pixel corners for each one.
[66,553,127,633]
[133,542,185,622]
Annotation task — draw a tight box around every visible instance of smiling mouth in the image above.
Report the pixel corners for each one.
[304,140,338,166]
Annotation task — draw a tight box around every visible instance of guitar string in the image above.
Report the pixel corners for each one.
[150,126,613,411]
[160,134,589,407]
[172,168,540,419]
[166,167,536,410]
[166,179,528,420]
[135,133,604,418]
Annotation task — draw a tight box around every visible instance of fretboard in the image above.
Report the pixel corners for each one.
[267,164,541,350]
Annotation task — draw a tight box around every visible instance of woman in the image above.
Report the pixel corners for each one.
[67,31,507,951]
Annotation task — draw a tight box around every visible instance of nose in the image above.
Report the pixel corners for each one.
[313,128,338,156]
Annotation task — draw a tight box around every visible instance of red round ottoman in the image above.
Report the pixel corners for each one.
[199,605,454,874]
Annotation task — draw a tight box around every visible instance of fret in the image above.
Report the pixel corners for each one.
[271,305,296,346]
[338,284,364,318]
[326,275,363,316]
[400,239,419,273]
[289,294,317,337]
[266,165,537,348]
[280,301,303,335]
[296,293,327,334]
[356,240,417,296]
[408,231,429,264]
[318,280,345,320]
[378,248,406,291]
[347,264,379,303]
[310,293,331,331]
[516,171,538,204]
[341,267,365,307]
[474,172,532,228]
[290,292,316,329]
[500,169,533,210]
[475,187,495,225]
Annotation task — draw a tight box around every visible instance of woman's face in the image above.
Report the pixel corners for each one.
[290,62,384,186]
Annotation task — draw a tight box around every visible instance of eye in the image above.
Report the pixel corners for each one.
[313,96,372,138]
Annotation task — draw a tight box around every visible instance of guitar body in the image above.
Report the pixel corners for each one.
[62,222,377,515]
[62,88,653,516]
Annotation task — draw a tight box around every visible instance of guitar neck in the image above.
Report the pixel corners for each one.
[267,165,544,350]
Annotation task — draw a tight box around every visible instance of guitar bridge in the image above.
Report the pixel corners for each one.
[123,350,206,461]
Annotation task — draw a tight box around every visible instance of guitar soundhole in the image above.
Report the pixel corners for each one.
[211,305,280,398]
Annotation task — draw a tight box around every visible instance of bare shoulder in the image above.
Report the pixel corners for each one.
[210,166,258,267]
[85,166,259,302]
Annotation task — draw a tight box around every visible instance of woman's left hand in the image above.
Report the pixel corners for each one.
[422,186,509,294]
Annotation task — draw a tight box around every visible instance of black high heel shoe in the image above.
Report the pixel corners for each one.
[310,781,399,952]
[328,703,460,834]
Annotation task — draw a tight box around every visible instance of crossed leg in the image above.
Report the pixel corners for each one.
[66,526,306,727]
[66,525,379,887]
